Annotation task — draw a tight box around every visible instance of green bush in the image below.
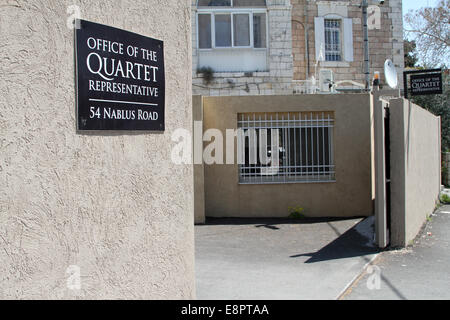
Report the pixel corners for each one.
[440,194,450,204]
[288,206,306,219]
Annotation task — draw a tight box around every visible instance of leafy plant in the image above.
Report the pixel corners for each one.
[442,161,449,187]
[197,66,215,85]
[440,193,450,204]
[410,72,449,152]
[288,206,306,219]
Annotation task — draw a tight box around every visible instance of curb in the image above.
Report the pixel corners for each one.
[335,252,381,300]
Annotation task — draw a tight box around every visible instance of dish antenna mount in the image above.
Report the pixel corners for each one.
[384,59,398,89]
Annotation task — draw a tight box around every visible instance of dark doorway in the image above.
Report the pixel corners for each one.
[384,106,391,246]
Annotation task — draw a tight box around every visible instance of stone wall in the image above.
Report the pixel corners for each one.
[192,0,294,96]
[291,0,404,88]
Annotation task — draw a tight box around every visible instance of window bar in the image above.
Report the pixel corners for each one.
[330,115,334,180]
[276,112,279,181]
[241,113,244,181]
[271,114,274,183]
[305,113,308,178]
[299,112,303,178]
[328,113,332,180]
[322,112,325,177]
[246,115,252,182]
[264,112,268,183]
[251,113,254,182]
[287,112,291,179]
[282,114,286,183]
[260,114,264,184]
[293,113,297,178]
[309,112,314,178]
[316,113,319,180]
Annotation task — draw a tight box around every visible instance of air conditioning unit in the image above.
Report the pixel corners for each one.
[319,69,334,92]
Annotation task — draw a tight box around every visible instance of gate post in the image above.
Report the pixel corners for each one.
[374,92,388,248]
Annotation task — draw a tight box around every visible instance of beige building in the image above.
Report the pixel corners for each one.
[191,0,404,96]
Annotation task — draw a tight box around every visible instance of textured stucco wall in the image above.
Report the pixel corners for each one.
[202,94,374,218]
[389,99,441,247]
[0,0,195,299]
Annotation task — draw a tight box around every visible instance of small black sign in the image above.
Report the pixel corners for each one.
[410,73,442,96]
[75,20,165,131]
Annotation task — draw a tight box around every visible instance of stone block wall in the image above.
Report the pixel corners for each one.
[291,0,404,88]
[191,0,294,96]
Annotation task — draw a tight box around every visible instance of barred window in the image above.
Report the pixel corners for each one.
[324,19,341,61]
[238,112,335,184]
[198,0,266,7]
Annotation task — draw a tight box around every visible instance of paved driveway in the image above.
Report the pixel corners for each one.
[195,217,379,300]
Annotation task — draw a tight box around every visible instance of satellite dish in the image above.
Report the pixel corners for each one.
[384,59,398,89]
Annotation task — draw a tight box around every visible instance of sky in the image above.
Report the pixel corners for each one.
[403,0,441,16]
[402,0,441,41]
[403,0,449,67]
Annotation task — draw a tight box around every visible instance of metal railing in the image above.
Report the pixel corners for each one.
[238,112,335,184]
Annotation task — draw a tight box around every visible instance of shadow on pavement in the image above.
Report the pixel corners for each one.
[290,219,380,263]
[201,217,361,228]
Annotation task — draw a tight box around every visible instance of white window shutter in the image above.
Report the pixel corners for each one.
[343,18,354,62]
[314,17,325,62]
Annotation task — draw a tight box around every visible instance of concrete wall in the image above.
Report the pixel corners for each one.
[0,0,195,299]
[200,94,374,218]
[389,99,441,247]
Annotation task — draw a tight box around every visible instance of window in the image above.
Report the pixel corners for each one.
[197,0,268,72]
[197,1,267,49]
[253,13,266,48]
[198,0,266,7]
[324,19,341,61]
[314,17,353,63]
[198,0,232,6]
[238,112,335,184]
[233,14,250,46]
[215,14,232,47]
[198,14,212,49]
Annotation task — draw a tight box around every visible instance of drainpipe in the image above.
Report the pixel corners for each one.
[304,0,310,78]
[362,0,370,91]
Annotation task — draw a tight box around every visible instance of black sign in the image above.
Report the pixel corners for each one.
[75,20,165,131]
[410,73,442,96]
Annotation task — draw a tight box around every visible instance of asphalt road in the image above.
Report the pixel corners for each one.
[343,205,450,300]
[195,216,379,300]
